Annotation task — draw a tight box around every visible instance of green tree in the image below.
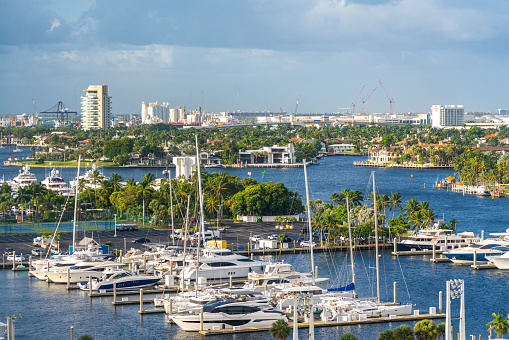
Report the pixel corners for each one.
[414,319,437,340]
[137,173,155,225]
[487,313,509,339]
[436,323,445,340]
[338,333,358,340]
[78,335,94,340]
[393,324,415,340]
[269,319,291,340]
[378,329,394,340]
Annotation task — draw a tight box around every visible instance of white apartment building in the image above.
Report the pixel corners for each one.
[239,144,296,165]
[431,105,464,128]
[81,85,112,130]
[141,102,170,124]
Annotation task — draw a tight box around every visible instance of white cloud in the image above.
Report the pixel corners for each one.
[48,18,60,32]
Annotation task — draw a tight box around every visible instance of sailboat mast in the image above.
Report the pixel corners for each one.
[346,199,356,297]
[169,171,175,245]
[303,160,315,285]
[195,135,206,296]
[372,171,380,304]
[72,156,81,252]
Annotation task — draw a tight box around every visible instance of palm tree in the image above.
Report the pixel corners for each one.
[414,319,437,340]
[448,219,458,233]
[436,322,445,340]
[378,329,394,340]
[338,333,358,340]
[487,313,509,339]
[137,173,155,225]
[388,192,403,219]
[404,199,419,217]
[110,173,124,192]
[393,324,415,340]
[330,192,340,207]
[269,319,291,340]
[339,189,362,207]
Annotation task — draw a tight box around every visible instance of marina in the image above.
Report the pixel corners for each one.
[1,154,508,339]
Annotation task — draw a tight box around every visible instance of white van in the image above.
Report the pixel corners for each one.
[191,230,220,241]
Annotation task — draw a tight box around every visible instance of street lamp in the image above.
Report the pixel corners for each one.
[114,214,117,238]
[6,314,23,340]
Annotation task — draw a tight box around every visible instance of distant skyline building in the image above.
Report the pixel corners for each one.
[81,85,112,131]
[141,101,170,124]
[431,105,464,128]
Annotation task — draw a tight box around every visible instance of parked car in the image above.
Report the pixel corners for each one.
[297,236,308,243]
[268,234,280,240]
[132,237,151,244]
[7,254,25,261]
[300,240,317,248]
[31,249,42,256]
[300,228,309,234]
[281,235,292,243]
[249,235,263,243]
[4,247,13,255]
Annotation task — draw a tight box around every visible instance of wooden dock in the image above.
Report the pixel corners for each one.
[198,313,445,336]
[392,249,442,256]
[237,244,390,256]
[471,263,497,270]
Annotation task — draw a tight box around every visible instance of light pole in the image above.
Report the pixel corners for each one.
[114,214,117,238]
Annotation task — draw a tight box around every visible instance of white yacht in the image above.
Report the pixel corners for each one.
[79,269,161,291]
[12,145,22,152]
[244,262,329,291]
[171,298,287,331]
[70,164,109,190]
[46,259,122,283]
[180,248,266,283]
[486,251,509,269]
[42,168,72,195]
[443,230,509,264]
[9,165,37,189]
[396,228,480,251]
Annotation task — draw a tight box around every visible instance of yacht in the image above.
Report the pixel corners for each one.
[244,262,329,291]
[170,298,287,331]
[45,259,122,283]
[443,231,509,264]
[12,145,22,153]
[396,228,480,251]
[79,269,161,291]
[486,251,509,270]
[70,163,109,190]
[9,165,37,189]
[42,168,72,195]
[180,248,266,283]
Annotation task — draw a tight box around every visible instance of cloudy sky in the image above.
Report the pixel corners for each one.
[1,0,509,116]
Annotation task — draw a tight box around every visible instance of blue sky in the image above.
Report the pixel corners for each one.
[1,0,509,116]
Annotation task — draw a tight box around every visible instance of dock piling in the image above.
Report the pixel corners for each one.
[70,326,74,340]
[473,250,477,268]
[140,289,144,313]
[200,307,204,332]
[12,251,15,270]
[393,282,397,304]
[89,276,92,298]
[113,282,117,303]
[229,276,232,288]
[293,297,298,340]
[67,268,70,289]
[439,291,442,314]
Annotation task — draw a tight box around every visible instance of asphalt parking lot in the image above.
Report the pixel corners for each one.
[0,220,311,259]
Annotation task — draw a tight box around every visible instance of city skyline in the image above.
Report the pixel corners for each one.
[1,0,509,116]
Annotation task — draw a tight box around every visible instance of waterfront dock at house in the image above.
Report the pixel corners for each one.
[353,161,453,169]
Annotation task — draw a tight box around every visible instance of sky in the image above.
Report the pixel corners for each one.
[1,0,509,116]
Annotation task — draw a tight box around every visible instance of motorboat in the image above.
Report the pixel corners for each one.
[443,231,509,264]
[9,165,37,189]
[79,269,161,291]
[170,298,287,331]
[396,228,480,251]
[12,145,22,152]
[180,248,266,283]
[244,262,329,291]
[45,259,122,283]
[42,168,72,195]
[486,251,509,269]
[70,163,109,190]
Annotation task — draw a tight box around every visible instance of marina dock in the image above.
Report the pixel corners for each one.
[198,313,446,336]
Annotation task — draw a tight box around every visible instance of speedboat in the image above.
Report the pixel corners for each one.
[180,248,266,283]
[170,298,287,331]
[396,228,480,251]
[79,269,161,291]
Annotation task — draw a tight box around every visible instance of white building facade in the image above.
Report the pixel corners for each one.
[81,85,112,131]
[431,105,464,128]
[141,102,170,124]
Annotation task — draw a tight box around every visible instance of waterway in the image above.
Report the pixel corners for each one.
[1,147,508,339]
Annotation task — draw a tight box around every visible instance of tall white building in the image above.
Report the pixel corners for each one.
[141,101,170,124]
[81,85,112,130]
[431,105,464,128]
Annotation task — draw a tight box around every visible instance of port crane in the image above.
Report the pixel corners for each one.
[39,101,77,124]
[362,88,377,116]
[352,85,365,115]
[378,77,394,115]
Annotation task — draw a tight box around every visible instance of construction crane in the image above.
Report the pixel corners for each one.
[39,101,77,124]
[362,88,377,116]
[378,77,394,115]
[352,85,365,115]
[295,94,301,114]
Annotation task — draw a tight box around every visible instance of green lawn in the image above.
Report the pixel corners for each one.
[20,160,121,168]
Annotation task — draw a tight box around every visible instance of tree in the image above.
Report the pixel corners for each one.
[269,319,291,340]
[378,329,394,340]
[137,173,155,225]
[338,333,358,340]
[414,319,437,340]
[78,336,94,340]
[436,323,445,340]
[393,324,415,340]
[487,313,509,339]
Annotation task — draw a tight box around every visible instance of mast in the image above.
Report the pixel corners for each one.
[303,160,315,285]
[195,135,206,296]
[72,156,81,252]
[372,171,380,304]
[169,171,174,245]
[346,198,356,297]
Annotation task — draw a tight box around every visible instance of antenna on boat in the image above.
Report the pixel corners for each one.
[72,156,81,253]
[303,159,315,285]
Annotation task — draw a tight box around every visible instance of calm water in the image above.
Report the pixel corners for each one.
[1,148,507,339]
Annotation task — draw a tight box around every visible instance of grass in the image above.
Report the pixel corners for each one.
[19,160,121,168]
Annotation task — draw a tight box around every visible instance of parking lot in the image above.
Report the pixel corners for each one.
[0,220,314,259]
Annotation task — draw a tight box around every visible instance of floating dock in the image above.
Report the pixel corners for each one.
[198,313,445,336]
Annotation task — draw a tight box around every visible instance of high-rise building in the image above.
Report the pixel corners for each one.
[431,105,464,128]
[81,85,112,130]
[141,101,170,124]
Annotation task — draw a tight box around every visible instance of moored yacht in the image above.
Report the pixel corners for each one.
[396,228,480,251]
[443,230,509,264]
[70,163,109,190]
[42,168,72,195]
[79,268,161,291]
[9,165,37,189]
[45,259,122,283]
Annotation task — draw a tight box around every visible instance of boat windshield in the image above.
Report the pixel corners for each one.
[202,299,233,313]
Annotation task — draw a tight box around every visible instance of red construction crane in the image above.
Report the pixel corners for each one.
[362,87,377,116]
[378,77,394,115]
[352,85,365,115]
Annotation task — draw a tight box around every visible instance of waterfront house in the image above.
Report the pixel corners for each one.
[328,143,355,154]
[239,143,296,165]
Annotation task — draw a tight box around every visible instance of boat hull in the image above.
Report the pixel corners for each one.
[171,311,287,331]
